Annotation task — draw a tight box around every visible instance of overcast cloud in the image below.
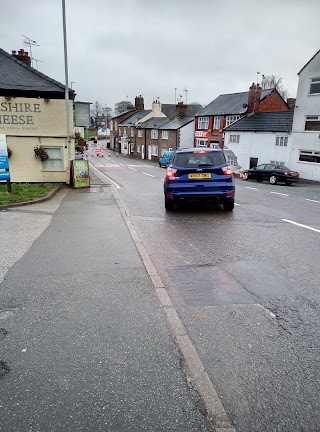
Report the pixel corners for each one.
[1,0,320,110]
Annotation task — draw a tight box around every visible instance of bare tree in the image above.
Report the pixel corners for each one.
[101,105,113,127]
[261,75,288,101]
[90,101,103,124]
[114,100,133,115]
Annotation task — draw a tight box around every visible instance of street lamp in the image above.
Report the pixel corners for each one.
[62,0,72,163]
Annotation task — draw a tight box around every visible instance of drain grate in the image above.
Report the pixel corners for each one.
[0,360,10,377]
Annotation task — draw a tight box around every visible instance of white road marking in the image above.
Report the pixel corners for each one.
[89,163,121,189]
[128,167,137,171]
[234,203,240,206]
[270,192,289,196]
[142,172,155,178]
[306,198,320,204]
[246,187,258,190]
[282,219,320,234]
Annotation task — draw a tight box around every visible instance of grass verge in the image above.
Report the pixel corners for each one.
[0,183,60,205]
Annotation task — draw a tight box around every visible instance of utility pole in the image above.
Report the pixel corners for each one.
[62,0,72,163]
[184,88,188,104]
[175,88,177,104]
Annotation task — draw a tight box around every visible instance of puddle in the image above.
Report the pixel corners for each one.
[0,309,17,320]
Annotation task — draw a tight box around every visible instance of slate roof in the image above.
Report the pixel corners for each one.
[159,116,194,130]
[224,112,294,133]
[110,109,135,120]
[196,89,274,116]
[118,110,151,125]
[0,48,73,97]
[138,117,171,129]
[161,104,202,118]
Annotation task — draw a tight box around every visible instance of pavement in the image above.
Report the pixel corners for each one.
[0,170,211,431]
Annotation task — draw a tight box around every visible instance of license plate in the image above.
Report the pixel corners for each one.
[291,173,297,176]
[188,173,211,179]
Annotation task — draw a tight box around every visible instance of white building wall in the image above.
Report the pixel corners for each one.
[225,131,292,169]
[291,51,320,181]
[179,121,195,149]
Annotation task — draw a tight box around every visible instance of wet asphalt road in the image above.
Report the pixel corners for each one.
[89,146,320,432]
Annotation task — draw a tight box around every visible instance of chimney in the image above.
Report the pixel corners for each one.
[176,102,188,117]
[12,48,31,67]
[152,99,162,116]
[287,98,296,111]
[248,83,262,113]
[135,95,144,111]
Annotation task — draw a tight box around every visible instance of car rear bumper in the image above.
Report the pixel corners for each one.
[165,190,235,203]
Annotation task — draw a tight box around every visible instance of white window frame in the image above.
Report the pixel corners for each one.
[226,115,240,127]
[41,147,64,171]
[131,127,134,137]
[118,126,121,135]
[151,129,158,139]
[213,116,220,130]
[275,136,288,147]
[162,130,169,140]
[229,134,240,143]
[198,116,209,129]
[270,160,285,166]
[110,121,113,132]
[123,127,126,135]
[138,129,143,138]
[309,77,320,95]
[137,144,141,153]
[305,115,320,131]
[196,138,208,147]
[131,142,134,152]
[299,149,320,164]
[151,145,158,156]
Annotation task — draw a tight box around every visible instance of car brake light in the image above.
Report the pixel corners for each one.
[222,166,233,175]
[166,167,177,179]
[284,171,289,175]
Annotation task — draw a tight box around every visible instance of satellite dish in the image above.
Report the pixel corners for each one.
[242,103,248,108]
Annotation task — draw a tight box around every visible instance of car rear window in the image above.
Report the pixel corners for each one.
[174,152,226,168]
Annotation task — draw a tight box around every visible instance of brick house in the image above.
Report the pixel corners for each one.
[194,84,289,148]
[119,100,201,159]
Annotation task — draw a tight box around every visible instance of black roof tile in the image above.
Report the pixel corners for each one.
[224,112,294,133]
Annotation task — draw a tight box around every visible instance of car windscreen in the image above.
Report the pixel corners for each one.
[174,152,226,168]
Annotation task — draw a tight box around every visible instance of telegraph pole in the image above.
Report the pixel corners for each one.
[62,0,72,162]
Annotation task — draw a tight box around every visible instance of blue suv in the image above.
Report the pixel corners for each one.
[163,148,235,211]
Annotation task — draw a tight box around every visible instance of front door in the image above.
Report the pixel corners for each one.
[250,157,258,168]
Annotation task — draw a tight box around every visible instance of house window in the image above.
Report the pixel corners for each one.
[42,147,64,171]
[162,130,169,140]
[137,144,141,153]
[229,134,240,143]
[310,78,320,95]
[198,117,209,129]
[151,145,158,156]
[131,143,134,152]
[131,127,134,137]
[275,136,288,146]
[151,129,158,139]
[226,115,240,127]
[123,127,126,135]
[138,129,143,138]
[226,154,237,166]
[213,116,221,130]
[299,150,320,164]
[118,127,121,135]
[110,121,113,132]
[196,138,208,147]
[305,116,320,131]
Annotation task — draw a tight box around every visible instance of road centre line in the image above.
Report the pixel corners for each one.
[306,198,320,203]
[282,219,320,234]
[142,172,155,177]
[128,167,137,171]
[270,192,289,196]
[246,187,258,190]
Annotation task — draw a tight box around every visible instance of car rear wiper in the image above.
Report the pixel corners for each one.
[198,163,214,167]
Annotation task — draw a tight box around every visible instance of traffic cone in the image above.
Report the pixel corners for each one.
[108,152,111,157]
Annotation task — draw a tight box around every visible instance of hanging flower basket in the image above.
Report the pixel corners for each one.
[34,145,49,161]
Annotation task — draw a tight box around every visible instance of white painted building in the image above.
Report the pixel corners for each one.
[224,112,294,169]
[290,50,320,181]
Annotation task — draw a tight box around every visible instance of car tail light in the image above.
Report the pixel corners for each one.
[226,191,234,197]
[166,167,177,179]
[284,171,290,175]
[222,166,233,175]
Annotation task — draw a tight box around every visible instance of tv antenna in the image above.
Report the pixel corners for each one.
[23,35,40,67]
[184,88,188,104]
[33,58,43,70]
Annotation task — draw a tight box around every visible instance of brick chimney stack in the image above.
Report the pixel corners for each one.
[248,83,262,113]
[176,102,188,117]
[287,98,296,111]
[12,49,32,67]
[135,95,144,111]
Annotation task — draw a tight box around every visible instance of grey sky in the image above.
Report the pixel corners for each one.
[1,0,320,110]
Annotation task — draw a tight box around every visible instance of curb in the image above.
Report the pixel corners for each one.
[0,184,64,210]
[88,162,236,432]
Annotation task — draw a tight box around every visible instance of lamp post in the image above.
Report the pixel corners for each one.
[62,0,72,163]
